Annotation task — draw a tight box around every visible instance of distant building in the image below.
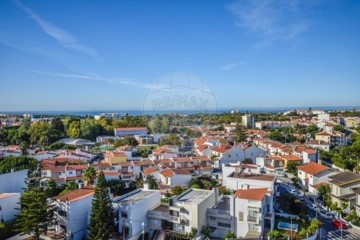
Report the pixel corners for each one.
[242,114,255,129]
[114,127,148,137]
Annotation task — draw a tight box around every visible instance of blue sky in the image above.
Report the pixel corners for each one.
[0,0,359,111]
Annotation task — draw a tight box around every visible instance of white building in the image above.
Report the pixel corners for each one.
[231,188,274,238]
[242,114,255,129]
[159,169,192,187]
[113,188,161,240]
[0,169,27,193]
[297,162,337,195]
[0,193,21,222]
[47,187,95,240]
[223,172,275,192]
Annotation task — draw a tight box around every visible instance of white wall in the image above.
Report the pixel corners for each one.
[225,177,274,191]
[0,169,27,193]
[68,195,94,240]
[170,174,192,187]
[0,193,21,222]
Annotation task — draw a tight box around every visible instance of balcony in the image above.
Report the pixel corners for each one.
[247,216,258,223]
[147,210,170,221]
[264,212,273,219]
[207,209,231,220]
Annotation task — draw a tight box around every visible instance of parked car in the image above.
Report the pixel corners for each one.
[294,193,304,200]
[308,204,319,211]
[288,189,297,195]
[319,209,333,219]
[332,219,348,229]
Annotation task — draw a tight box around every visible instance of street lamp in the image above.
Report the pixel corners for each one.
[142,222,144,240]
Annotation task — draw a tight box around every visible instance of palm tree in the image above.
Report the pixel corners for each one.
[83,166,97,185]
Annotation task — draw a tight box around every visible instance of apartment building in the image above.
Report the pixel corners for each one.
[47,187,95,240]
[114,188,161,240]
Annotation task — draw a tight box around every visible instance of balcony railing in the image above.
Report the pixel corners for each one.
[247,216,258,223]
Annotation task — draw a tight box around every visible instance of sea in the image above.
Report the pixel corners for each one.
[1,106,359,117]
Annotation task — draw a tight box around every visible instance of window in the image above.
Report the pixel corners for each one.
[121,212,128,218]
[218,222,231,228]
[210,217,216,221]
[248,210,257,218]
[238,212,244,221]
[249,223,257,230]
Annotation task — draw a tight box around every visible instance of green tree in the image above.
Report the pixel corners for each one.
[318,184,331,206]
[28,121,52,146]
[60,181,77,195]
[16,185,52,239]
[225,232,237,239]
[268,230,283,240]
[171,186,186,195]
[235,124,247,142]
[45,179,62,198]
[189,227,198,239]
[145,175,159,189]
[0,156,38,174]
[201,226,213,238]
[67,121,81,138]
[89,171,113,240]
[106,179,125,196]
[286,162,299,175]
[159,134,182,146]
[83,166,97,185]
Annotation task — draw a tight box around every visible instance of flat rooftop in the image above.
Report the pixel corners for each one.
[229,172,275,181]
[114,189,157,205]
[176,189,213,205]
[212,196,230,211]
[153,204,169,213]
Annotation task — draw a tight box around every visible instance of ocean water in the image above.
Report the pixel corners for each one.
[1,106,359,116]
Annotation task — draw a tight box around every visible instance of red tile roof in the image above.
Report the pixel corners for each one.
[143,167,157,175]
[297,162,329,176]
[53,187,95,203]
[235,188,269,201]
[281,155,303,161]
[212,145,232,154]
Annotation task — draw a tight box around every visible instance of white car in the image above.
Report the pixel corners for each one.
[308,204,319,211]
[319,210,333,219]
[288,189,297,195]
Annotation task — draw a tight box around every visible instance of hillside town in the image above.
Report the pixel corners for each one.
[1,109,360,240]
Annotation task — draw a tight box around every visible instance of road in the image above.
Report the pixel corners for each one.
[276,182,360,240]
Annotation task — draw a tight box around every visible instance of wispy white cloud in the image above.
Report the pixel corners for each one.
[13,0,98,58]
[34,70,152,89]
[226,0,314,48]
[222,61,247,71]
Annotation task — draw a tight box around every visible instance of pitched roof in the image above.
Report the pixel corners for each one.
[143,167,157,175]
[173,157,193,163]
[329,172,360,186]
[212,145,232,154]
[297,162,329,176]
[280,155,303,161]
[53,187,95,203]
[234,188,269,201]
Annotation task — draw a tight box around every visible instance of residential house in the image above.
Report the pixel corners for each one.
[297,162,337,194]
[328,172,360,205]
[159,169,192,187]
[306,140,330,152]
[223,171,275,192]
[33,151,58,161]
[231,188,274,238]
[315,131,347,147]
[104,151,127,165]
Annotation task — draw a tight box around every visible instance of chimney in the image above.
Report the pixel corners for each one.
[214,186,219,204]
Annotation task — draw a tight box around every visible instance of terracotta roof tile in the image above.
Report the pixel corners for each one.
[53,187,95,203]
[235,188,270,201]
